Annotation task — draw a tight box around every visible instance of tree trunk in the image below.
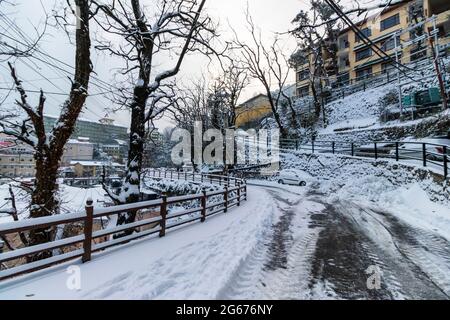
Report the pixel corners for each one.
[27,155,59,261]
[115,87,147,234]
[25,0,92,259]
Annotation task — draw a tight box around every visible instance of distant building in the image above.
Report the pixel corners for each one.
[235,94,272,128]
[0,138,35,178]
[43,114,128,145]
[70,160,125,177]
[62,137,94,165]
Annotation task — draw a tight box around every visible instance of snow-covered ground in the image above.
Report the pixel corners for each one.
[0,186,277,299]
[0,184,110,224]
[1,152,450,299]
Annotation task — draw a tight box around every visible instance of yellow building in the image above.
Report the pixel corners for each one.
[295,0,450,96]
[70,160,124,177]
[235,94,272,128]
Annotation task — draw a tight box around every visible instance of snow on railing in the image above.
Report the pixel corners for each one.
[0,172,247,281]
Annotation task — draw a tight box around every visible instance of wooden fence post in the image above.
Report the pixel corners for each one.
[82,198,94,263]
[224,186,228,212]
[159,194,167,237]
[201,188,207,222]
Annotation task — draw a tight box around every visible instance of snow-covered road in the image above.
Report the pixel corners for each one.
[1,181,450,299]
[224,182,450,299]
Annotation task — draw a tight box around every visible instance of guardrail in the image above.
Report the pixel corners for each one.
[0,171,247,281]
[280,139,449,178]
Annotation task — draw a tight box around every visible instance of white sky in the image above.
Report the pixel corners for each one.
[0,0,370,131]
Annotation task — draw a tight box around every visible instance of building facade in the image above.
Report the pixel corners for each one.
[70,160,124,177]
[61,137,94,165]
[295,0,450,97]
[0,137,35,178]
[235,94,272,128]
[43,115,128,145]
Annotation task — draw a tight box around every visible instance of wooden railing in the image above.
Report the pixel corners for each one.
[0,171,247,281]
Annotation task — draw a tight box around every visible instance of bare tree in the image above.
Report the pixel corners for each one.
[0,0,47,60]
[232,9,294,138]
[92,0,219,232]
[0,0,92,259]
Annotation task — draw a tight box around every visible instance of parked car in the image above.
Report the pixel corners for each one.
[277,169,310,186]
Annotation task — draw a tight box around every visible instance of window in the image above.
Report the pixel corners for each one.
[355,47,372,61]
[356,67,373,80]
[297,85,310,97]
[382,62,394,73]
[337,72,350,85]
[355,28,371,42]
[381,36,400,51]
[297,69,309,81]
[380,13,400,31]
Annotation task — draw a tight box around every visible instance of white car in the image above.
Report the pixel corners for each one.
[277,169,310,186]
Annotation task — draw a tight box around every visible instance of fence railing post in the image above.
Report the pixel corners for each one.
[178,171,180,180]
[224,186,228,213]
[201,188,207,222]
[422,143,427,167]
[374,142,378,160]
[395,142,399,161]
[185,171,187,181]
[82,198,94,263]
[244,181,247,201]
[170,171,173,179]
[444,146,448,178]
[351,143,354,157]
[159,194,167,237]
[164,170,167,178]
[312,141,315,154]
[237,182,241,207]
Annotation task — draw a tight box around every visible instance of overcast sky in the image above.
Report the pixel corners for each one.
[0,0,367,131]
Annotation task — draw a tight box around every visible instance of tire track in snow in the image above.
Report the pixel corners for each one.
[217,186,319,299]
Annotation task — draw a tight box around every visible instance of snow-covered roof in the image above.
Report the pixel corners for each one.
[67,138,93,145]
[70,160,124,167]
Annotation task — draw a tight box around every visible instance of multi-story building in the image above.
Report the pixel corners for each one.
[235,94,272,128]
[294,0,450,97]
[61,137,94,165]
[43,114,128,145]
[0,139,35,178]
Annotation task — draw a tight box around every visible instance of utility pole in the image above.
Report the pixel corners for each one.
[430,17,448,109]
[394,35,403,116]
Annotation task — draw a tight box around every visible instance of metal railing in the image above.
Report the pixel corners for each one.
[280,139,449,178]
[0,171,247,281]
